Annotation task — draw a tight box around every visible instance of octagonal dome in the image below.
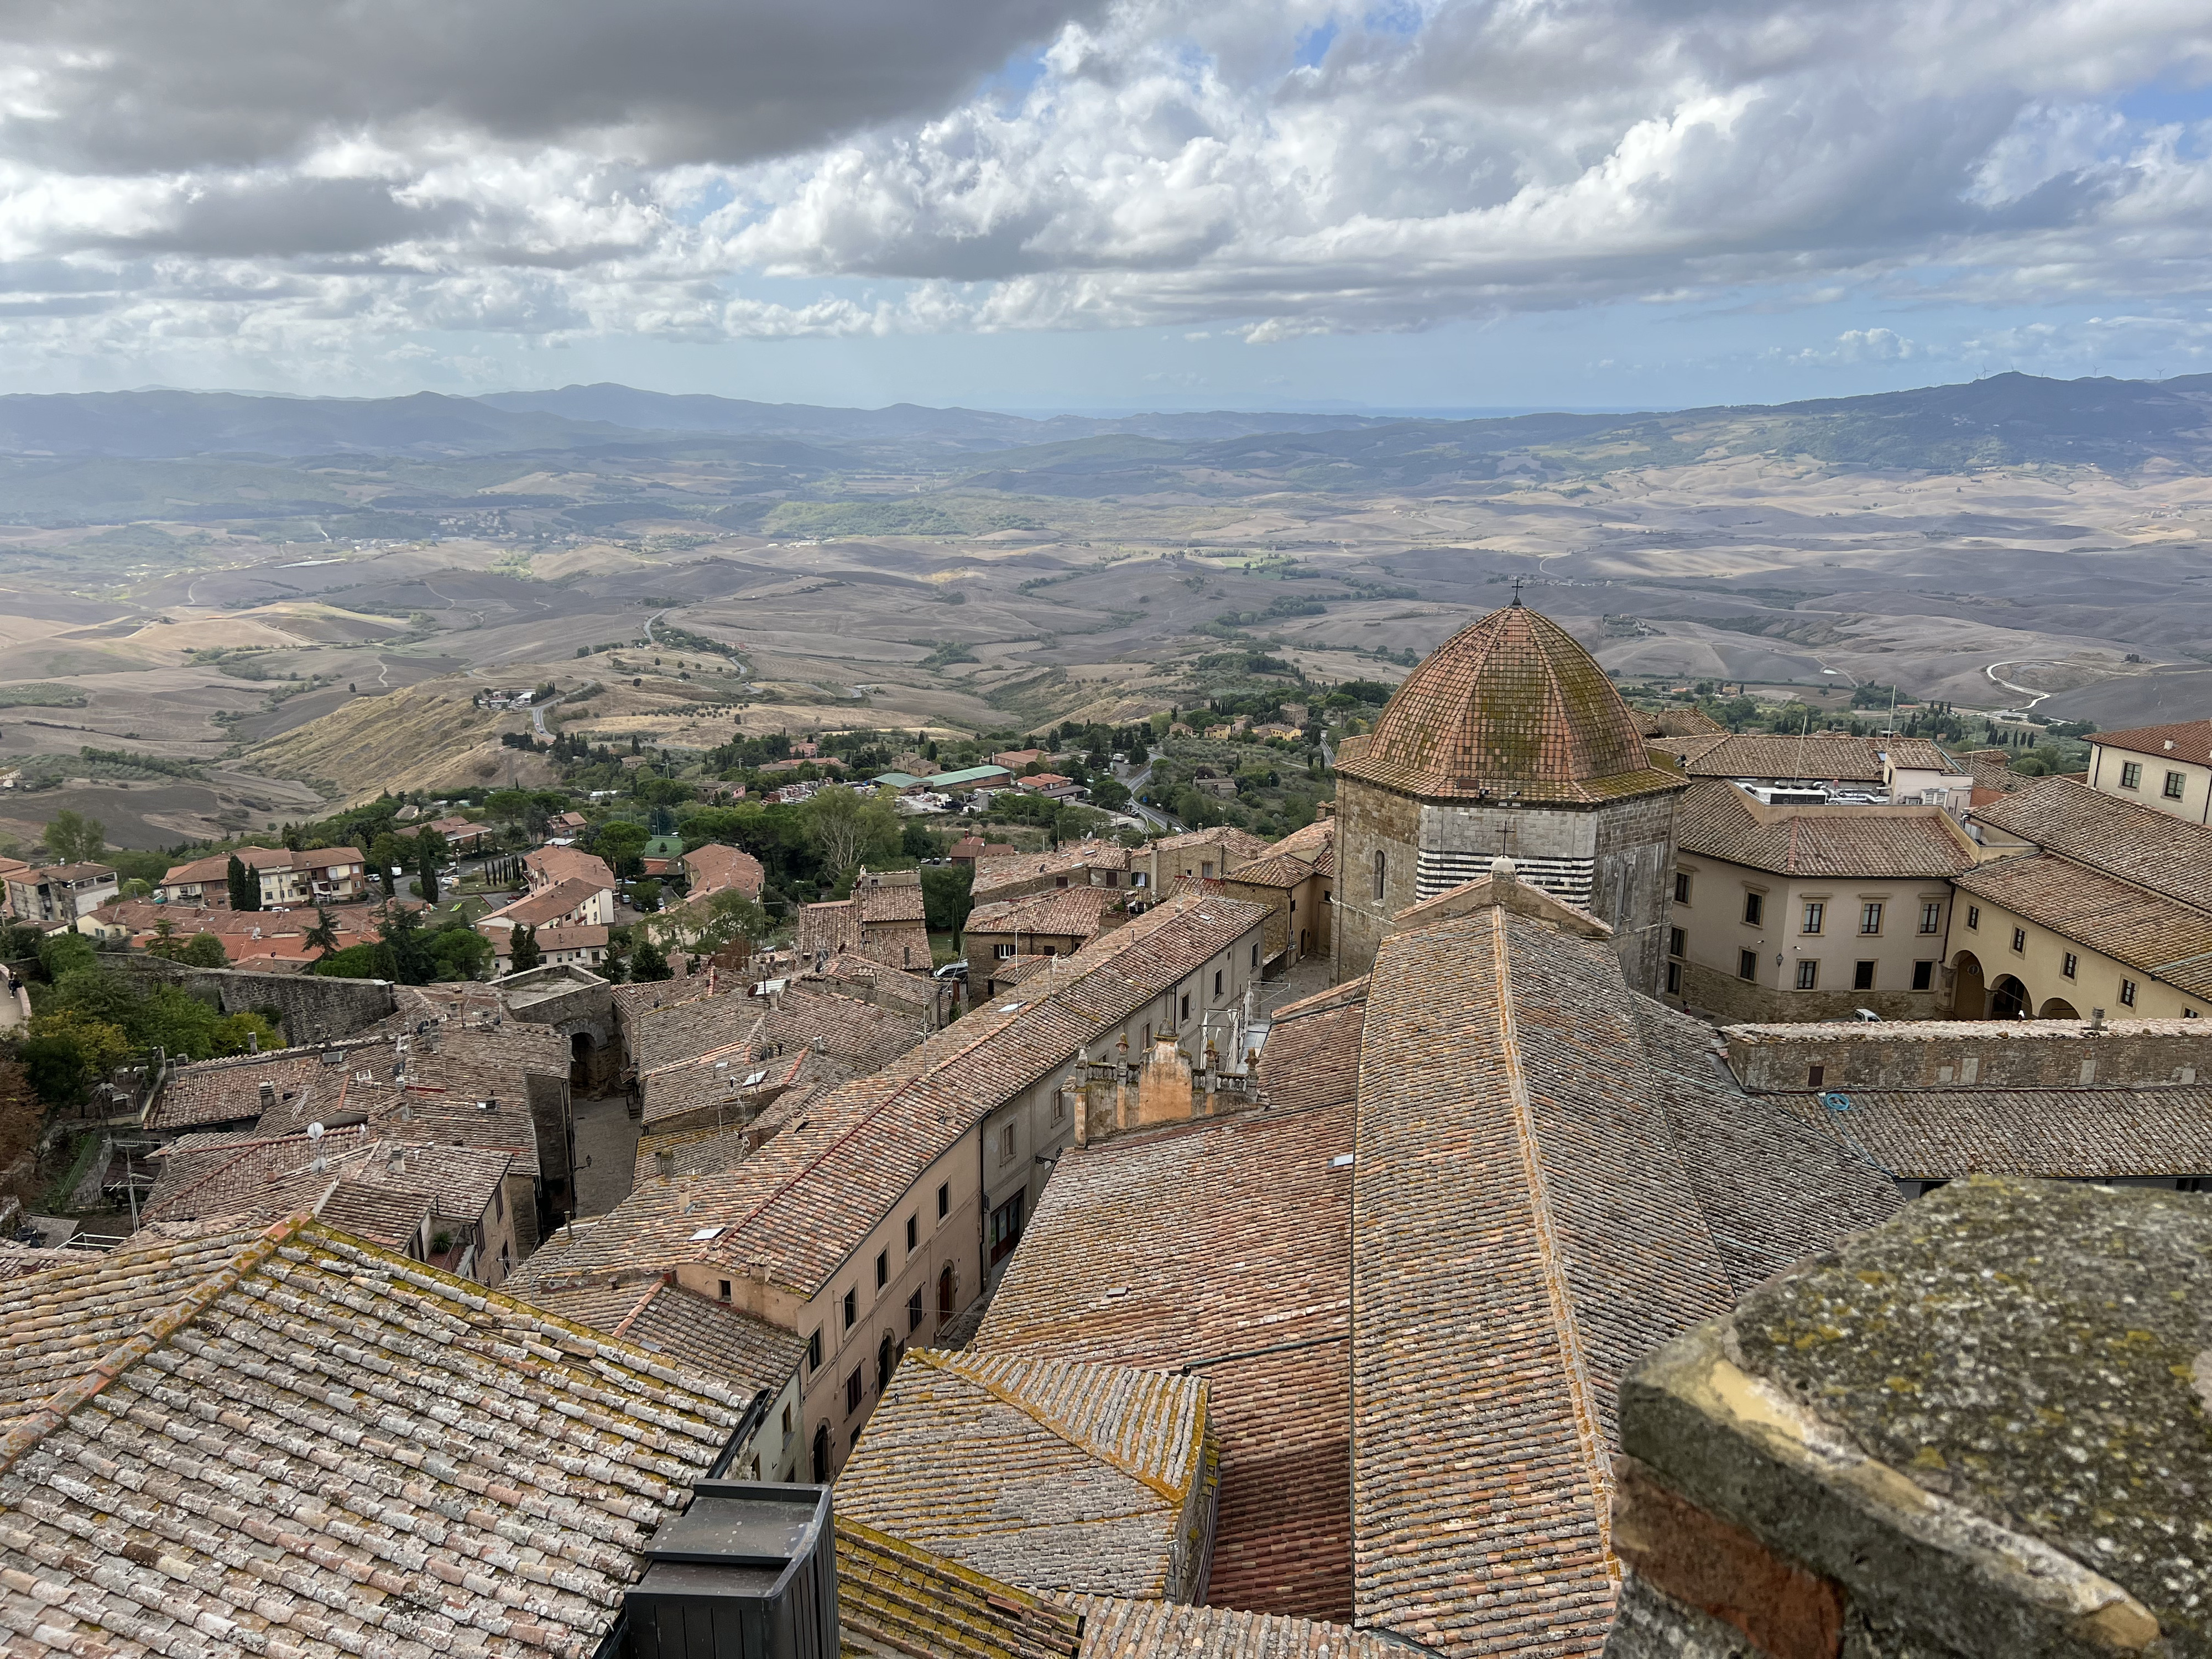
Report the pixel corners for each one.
[1335,603,1682,804]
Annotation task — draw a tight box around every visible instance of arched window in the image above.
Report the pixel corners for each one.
[877,1334,895,1391]
[811,1424,831,1483]
[1373,849,1386,902]
[937,1262,957,1316]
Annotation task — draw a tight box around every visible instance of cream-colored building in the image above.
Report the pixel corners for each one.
[1667,781,1979,1021]
[2085,718,2212,824]
[1955,773,2212,1020]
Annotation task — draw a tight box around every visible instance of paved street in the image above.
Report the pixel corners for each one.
[571,1094,640,1217]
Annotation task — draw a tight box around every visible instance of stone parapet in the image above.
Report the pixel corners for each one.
[1721,1018,2212,1092]
[1603,1176,2209,1659]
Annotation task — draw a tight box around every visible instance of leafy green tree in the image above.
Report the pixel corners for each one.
[21,1009,131,1104]
[369,833,408,898]
[593,821,650,878]
[921,864,973,936]
[43,809,105,865]
[630,936,672,982]
[375,904,438,985]
[227,853,260,911]
[302,905,341,959]
[633,878,662,913]
[508,924,541,974]
[37,932,97,983]
[180,933,228,968]
[431,926,493,981]
[692,889,770,952]
[802,785,900,877]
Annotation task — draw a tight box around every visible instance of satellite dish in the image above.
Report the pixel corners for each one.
[306,1122,325,1141]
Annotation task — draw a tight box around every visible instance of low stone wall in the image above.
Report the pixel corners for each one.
[109,957,397,1045]
[1604,1177,2204,1659]
[1723,1016,2212,1092]
[1682,961,1947,1027]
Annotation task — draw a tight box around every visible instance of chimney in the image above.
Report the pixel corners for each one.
[258,1081,275,1110]
[656,1149,676,1180]
[401,1100,414,1124]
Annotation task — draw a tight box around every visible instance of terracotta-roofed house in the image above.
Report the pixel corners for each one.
[524,842,618,895]
[1957,774,2212,1019]
[1215,819,1334,971]
[964,885,1126,963]
[2084,716,2212,822]
[477,874,617,944]
[152,844,290,907]
[973,839,1137,902]
[797,867,934,973]
[0,1217,753,1659]
[4,861,118,925]
[1670,778,1981,1020]
[683,840,766,900]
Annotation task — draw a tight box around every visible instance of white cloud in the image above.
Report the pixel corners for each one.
[0,0,2205,378]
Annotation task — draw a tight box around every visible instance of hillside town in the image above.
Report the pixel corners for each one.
[0,599,2205,1659]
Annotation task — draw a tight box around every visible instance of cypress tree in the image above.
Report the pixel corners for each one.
[226,853,260,911]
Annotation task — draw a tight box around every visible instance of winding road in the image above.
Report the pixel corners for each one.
[1984,662,2053,711]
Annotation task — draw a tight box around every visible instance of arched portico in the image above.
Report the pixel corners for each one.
[2038,995,2079,1019]
[1989,974,2031,1020]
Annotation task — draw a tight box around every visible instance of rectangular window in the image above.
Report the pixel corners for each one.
[1738,949,1759,981]
[1860,901,1884,936]
[874,1250,888,1289]
[1664,960,1682,995]
[807,1329,822,1371]
[1807,1065,1824,1088]
[1853,960,1876,991]
[1743,891,1764,926]
[1796,960,1819,990]
[2120,978,2138,1007]
[907,1289,924,1332]
[1919,901,1942,935]
[842,1288,857,1329]
[1180,992,1191,1021]
[1201,860,1214,878]
[1801,901,1824,936]
[1250,943,1259,968]
[2011,927,2027,953]
[1214,968,1223,996]
[1966,905,1980,930]
[845,1368,863,1413]
[2120,761,2142,789]
[2166,770,2188,800]
[1912,960,1934,991]
[905,1214,917,1252]
[998,1123,1016,1164]
[937,1181,950,1218]
[994,942,1014,958]
[1667,927,1685,958]
[988,1190,1027,1265]
[1674,871,1692,904]
[2062,952,2078,979]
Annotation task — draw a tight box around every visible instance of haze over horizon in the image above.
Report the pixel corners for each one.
[0,0,2204,411]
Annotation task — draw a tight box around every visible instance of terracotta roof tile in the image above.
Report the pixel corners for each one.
[839,1349,1212,1599]
[1676,779,1980,878]
[1954,853,2212,1000]
[0,1218,748,1659]
[966,886,1124,943]
[2088,717,2212,764]
[1767,1084,2212,1180]
[1338,606,1683,804]
[836,1520,1088,1659]
[1970,775,2212,909]
[975,1101,1355,1623]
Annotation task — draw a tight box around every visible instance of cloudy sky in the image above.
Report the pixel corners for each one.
[2,0,2209,409]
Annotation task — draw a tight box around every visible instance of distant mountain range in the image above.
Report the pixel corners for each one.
[0,371,2203,468]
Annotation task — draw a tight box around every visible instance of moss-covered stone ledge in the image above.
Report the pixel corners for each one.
[1602,1176,2211,1659]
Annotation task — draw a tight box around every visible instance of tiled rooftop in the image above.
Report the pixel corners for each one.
[2088,716,2212,763]
[524,844,617,889]
[1337,606,1683,804]
[0,1218,749,1659]
[1954,852,2212,1000]
[1970,775,2212,910]
[483,875,608,928]
[974,1098,1356,1623]
[1651,731,1937,784]
[1675,778,1980,877]
[1768,1084,2212,1180]
[838,1349,1212,1599]
[517,1277,804,1400]
[965,886,1123,942]
[1346,900,1901,1658]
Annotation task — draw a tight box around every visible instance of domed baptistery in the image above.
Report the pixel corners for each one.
[1332,600,1687,992]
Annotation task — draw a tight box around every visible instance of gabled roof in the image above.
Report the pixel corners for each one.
[1969,775,2212,910]
[520,1277,804,1397]
[483,874,607,927]
[524,843,617,889]
[965,885,1121,940]
[1676,779,1980,878]
[838,1349,1211,1599]
[1767,1084,2212,1180]
[974,1098,1357,1622]
[1338,605,1683,804]
[1953,853,2212,1001]
[2089,717,2212,763]
[1346,898,1901,1658]
[682,841,765,897]
[0,1218,749,1659]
